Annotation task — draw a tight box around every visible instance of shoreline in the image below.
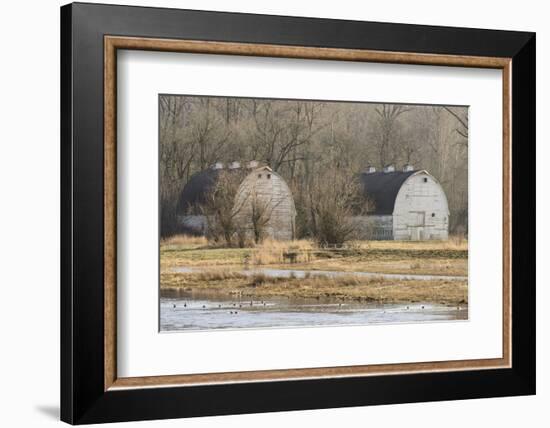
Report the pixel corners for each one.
[160,270,468,305]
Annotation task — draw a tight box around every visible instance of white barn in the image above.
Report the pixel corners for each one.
[176,162,296,240]
[233,165,296,240]
[356,164,449,241]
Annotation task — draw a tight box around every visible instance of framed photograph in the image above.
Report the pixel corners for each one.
[60,2,535,424]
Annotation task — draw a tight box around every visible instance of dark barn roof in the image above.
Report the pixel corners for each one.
[177,166,258,214]
[359,170,418,215]
[177,169,221,214]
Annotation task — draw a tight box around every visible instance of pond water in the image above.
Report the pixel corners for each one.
[160,289,468,332]
[172,266,466,281]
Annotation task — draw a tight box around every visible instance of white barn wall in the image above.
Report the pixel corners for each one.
[234,167,296,240]
[393,172,449,240]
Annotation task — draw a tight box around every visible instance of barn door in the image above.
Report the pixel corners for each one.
[409,211,425,241]
[410,211,425,227]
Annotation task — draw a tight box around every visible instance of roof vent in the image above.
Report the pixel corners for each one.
[228,161,241,169]
[383,164,395,173]
[247,160,259,169]
[366,166,376,174]
[211,162,224,170]
[403,164,414,172]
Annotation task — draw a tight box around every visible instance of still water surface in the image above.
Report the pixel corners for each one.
[160,289,468,332]
[172,266,466,281]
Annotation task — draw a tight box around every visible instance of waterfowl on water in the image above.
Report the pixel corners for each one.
[173,304,176,308]
[202,305,206,309]
[184,303,187,307]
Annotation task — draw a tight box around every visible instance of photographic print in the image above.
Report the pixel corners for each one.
[159,95,469,331]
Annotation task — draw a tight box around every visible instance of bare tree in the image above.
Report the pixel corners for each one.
[199,170,247,246]
[159,96,195,235]
[443,106,469,146]
[307,171,366,246]
[251,100,326,171]
[373,104,411,167]
[249,192,275,244]
[190,98,233,170]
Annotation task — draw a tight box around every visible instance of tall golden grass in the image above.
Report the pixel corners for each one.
[162,233,467,253]
[161,234,208,247]
[352,237,468,251]
[166,269,386,289]
[249,238,317,265]
[193,270,242,282]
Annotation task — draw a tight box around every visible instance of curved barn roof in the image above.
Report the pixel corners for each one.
[359,170,420,215]
[177,165,273,214]
[177,169,221,214]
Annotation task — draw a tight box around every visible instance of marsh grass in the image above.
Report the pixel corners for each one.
[160,269,468,304]
[249,238,316,265]
[353,237,468,251]
[160,236,468,276]
[193,270,242,282]
[161,234,208,249]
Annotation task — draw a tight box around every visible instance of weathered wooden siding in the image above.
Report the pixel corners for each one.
[178,214,208,235]
[234,167,295,240]
[392,172,449,240]
[352,215,393,240]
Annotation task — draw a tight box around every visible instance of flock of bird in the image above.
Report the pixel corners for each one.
[172,300,267,314]
[170,302,462,313]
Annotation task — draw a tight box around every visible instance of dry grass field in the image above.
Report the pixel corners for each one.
[160,235,468,305]
[161,235,468,275]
